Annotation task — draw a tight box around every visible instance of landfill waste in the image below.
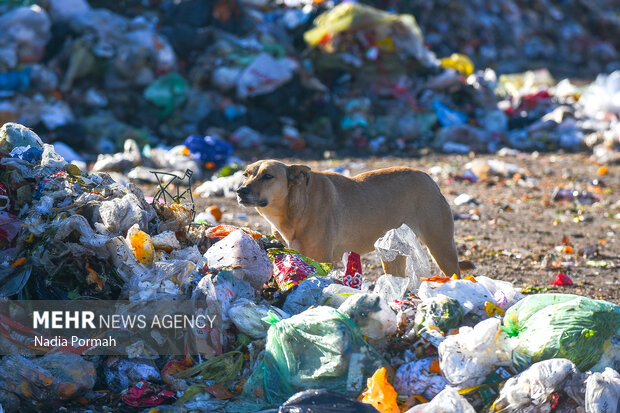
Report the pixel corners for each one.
[394,357,447,401]
[338,293,398,341]
[0,354,96,411]
[359,367,399,413]
[279,389,380,413]
[490,359,585,412]
[503,294,620,371]
[406,386,475,413]
[413,294,464,334]
[584,368,620,413]
[0,0,619,408]
[243,306,385,404]
[374,224,430,290]
[438,317,513,389]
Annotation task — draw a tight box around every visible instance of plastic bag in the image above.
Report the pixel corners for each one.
[321,284,364,308]
[126,224,155,264]
[584,368,620,413]
[373,274,410,303]
[143,73,188,117]
[229,298,290,339]
[206,230,272,290]
[414,294,464,334]
[418,278,496,317]
[490,359,585,413]
[359,367,399,413]
[502,294,620,371]
[268,248,332,292]
[243,306,385,404]
[406,386,475,413]
[283,276,333,315]
[374,224,430,292]
[279,389,380,413]
[475,276,524,309]
[0,122,43,156]
[192,270,256,356]
[394,357,447,401]
[96,192,152,235]
[338,293,397,340]
[237,53,294,99]
[438,318,513,389]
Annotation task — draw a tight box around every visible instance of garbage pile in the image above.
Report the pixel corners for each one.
[1,123,619,411]
[0,0,619,162]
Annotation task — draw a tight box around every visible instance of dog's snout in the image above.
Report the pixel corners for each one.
[237,186,250,195]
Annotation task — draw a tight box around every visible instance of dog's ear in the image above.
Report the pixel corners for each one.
[287,164,310,185]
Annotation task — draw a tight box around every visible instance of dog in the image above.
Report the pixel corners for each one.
[237,159,470,277]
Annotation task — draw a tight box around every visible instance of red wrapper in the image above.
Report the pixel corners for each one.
[342,251,362,289]
[122,379,176,408]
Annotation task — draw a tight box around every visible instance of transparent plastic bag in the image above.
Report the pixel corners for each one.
[438,318,513,389]
[491,359,585,413]
[243,306,385,404]
[205,230,272,290]
[374,224,430,292]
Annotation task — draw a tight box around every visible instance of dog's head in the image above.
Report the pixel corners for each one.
[237,160,310,208]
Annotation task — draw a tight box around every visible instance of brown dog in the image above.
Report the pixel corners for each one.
[237,160,468,277]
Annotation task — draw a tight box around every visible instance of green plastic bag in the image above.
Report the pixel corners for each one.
[243,306,385,404]
[502,294,620,371]
[143,73,188,117]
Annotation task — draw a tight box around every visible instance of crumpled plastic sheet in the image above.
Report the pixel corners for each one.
[205,230,272,290]
[228,298,290,339]
[438,318,513,389]
[491,359,585,412]
[192,271,257,356]
[338,293,397,341]
[394,357,447,401]
[584,368,620,413]
[54,214,111,258]
[373,274,410,303]
[418,278,496,316]
[320,283,363,308]
[0,143,67,179]
[283,276,333,315]
[95,189,154,235]
[92,138,141,172]
[374,224,430,292]
[122,259,195,300]
[406,386,475,413]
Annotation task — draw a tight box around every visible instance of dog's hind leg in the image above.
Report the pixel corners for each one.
[381,255,407,277]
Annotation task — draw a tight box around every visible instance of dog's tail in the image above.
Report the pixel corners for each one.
[459,260,476,272]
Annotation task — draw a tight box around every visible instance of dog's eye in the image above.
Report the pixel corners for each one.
[262,174,273,180]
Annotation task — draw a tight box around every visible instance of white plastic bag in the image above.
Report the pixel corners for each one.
[229,298,290,339]
[585,368,620,413]
[438,318,513,389]
[373,274,410,303]
[338,293,397,340]
[491,359,585,412]
[205,230,272,290]
[237,53,294,99]
[475,275,524,309]
[406,386,475,413]
[320,283,363,308]
[374,224,430,292]
[283,276,333,315]
[419,278,496,316]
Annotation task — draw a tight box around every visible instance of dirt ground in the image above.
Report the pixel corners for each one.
[162,152,619,304]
